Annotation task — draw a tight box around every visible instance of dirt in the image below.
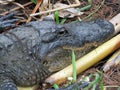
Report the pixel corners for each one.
[0,0,120,89]
[103,63,120,86]
[80,0,120,20]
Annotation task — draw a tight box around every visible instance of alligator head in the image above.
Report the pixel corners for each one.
[39,19,114,72]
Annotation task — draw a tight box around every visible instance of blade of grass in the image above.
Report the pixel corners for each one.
[88,0,92,5]
[60,18,67,24]
[54,11,60,24]
[72,50,77,82]
[97,70,104,90]
[84,73,101,90]
[82,0,105,20]
[53,83,59,89]
[92,84,97,90]
[31,0,36,4]
[100,81,104,90]
[54,11,66,24]
[78,0,92,12]
[79,5,92,12]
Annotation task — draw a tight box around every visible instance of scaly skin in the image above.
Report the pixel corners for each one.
[0,19,114,90]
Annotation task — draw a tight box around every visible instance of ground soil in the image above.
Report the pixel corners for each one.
[0,0,120,90]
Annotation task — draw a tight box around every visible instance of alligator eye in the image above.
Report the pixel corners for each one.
[58,28,68,36]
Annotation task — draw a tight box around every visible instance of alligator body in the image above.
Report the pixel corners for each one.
[0,19,114,90]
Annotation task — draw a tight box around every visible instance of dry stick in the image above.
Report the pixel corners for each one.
[11,2,25,9]
[103,48,120,72]
[45,13,120,85]
[74,0,81,4]
[110,13,120,35]
[0,2,33,16]
[30,0,80,17]
[26,0,42,22]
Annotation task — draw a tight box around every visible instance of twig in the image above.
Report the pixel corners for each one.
[30,0,80,17]
[0,2,33,16]
[103,48,120,72]
[27,0,42,22]
[11,2,24,9]
[110,13,120,35]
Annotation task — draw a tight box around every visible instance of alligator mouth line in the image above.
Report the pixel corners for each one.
[62,42,101,51]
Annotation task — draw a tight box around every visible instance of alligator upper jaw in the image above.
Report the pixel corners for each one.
[39,42,80,59]
[39,42,61,59]
[39,40,83,59]
[39,40,101,58]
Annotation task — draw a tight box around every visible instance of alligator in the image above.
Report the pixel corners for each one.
[0,13,115,90]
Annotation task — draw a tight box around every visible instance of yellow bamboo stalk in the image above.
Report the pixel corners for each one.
[45,34,120,84]
[18,85,38,90]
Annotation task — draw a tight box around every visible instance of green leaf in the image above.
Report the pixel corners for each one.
[72,50,77,82]
[84,73,101,90]
[31,0,36,4]
[79,5,91,12]
[54,11,60,24]
[100,81,104,90]
[60,18,67,24]
[88,0,92,5]
[53,83,59,89]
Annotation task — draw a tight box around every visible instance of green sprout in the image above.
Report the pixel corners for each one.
[54,11,60,24]
[54,11,66,24]
[53,83,59,89]
[72,50,77,82]
[31,0,36,4]
[82,0,105,20]
[83,72,104,90]
[78,0,92,12]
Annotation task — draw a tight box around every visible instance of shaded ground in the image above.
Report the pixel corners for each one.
[0,0,120,89]
[80,0,120,20]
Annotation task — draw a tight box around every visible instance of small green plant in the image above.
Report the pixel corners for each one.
[78,0,92,12]
[83,72,104,90]
[54,11,66,24]
[53,50,77,89]
[31,0,36,4]
[54,11,60,24]
[72,50,77,82]
[53,83,59,89]
[82,0,105,20]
